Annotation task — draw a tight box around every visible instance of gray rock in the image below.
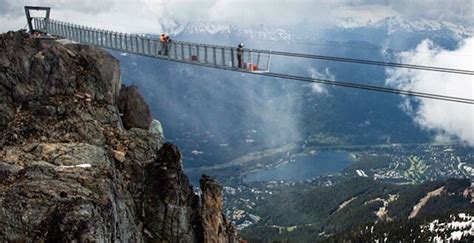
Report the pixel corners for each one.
[118,85,152,130]
[0,31,238,243]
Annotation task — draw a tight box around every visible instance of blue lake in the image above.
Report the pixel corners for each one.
[243,151,354,182]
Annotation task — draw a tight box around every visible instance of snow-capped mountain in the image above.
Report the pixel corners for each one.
[326,16,471,51]
[336,16,471,37]
[162,21,293,43]
[162,16,471,47]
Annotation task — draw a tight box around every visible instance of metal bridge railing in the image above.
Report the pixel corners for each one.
[33,18,271,73]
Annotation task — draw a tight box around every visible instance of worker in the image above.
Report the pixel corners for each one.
[237,43,244,68]
[159,34,166,55]
[164,35,170,56]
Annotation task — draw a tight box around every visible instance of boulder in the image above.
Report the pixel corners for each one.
[118,85,152,130]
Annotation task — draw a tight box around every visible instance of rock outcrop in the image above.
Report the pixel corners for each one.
[118,84,152,130]
[0,31,237,242]
[200,175,238,243]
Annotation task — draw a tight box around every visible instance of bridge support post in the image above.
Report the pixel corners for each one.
[24,6,51,33]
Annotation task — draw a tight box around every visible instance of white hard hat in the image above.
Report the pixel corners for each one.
[238,43,244,47]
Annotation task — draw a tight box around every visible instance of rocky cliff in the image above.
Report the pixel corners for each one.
[0,31,238,242]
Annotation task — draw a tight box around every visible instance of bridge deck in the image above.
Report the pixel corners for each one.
[32,18,271,73]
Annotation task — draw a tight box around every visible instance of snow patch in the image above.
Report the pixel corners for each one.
[356,169,368,177]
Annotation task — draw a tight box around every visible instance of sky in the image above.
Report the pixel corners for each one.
[1,0,473,34]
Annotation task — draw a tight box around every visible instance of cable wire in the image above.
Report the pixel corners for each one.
[254,50,474,75]
[156,58,474,104]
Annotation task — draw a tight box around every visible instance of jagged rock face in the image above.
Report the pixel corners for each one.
[118,84,152,130]
[143,143,199,242]
[0,31,237,242]
[200,175,239,243]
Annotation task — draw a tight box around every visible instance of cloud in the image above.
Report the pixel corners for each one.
[1,0,472,33]
[386,37,474,145]
[308,67,335,94]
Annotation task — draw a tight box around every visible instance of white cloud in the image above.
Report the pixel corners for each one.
[308,67,335,94]
[1,0,472,33]
[386,38,474,145]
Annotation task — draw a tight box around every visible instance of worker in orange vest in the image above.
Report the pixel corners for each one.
[159,34,166,55]
[164,35,170,56]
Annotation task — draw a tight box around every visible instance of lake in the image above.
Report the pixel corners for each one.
[243,151,354,182]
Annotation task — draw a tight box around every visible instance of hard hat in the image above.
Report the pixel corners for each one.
[238,43,244,47]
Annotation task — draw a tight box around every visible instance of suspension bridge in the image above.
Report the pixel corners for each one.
[24,6,474,104]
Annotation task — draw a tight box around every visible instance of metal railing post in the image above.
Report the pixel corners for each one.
[174,42,177,59]
[231,48,235,68]
[257,52,261,67]
[107,31,111,47]
[87,27,92,44]
[61,22,65,38]
[91,28,94,44]
[80,27,84,43]
[61,22,65,37]
[119,33,123,50]
[65,24,69,39]
[72,25,77,41]
[110,32,114,48]
[73,25,78,41]
[221,47,225,67]
[145,38,149,55]
[113,32,116,48]
[196,45,200,62]
[124,35,129,51]
[213,46,217,66]
[188,44,193,60]
[136,36,139,53]
[134,35,137,53]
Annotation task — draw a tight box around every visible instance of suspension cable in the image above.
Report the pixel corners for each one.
[254,50,474,76]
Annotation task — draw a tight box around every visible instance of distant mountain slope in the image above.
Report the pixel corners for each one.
[238,178,473,242]
[327,211,474,242]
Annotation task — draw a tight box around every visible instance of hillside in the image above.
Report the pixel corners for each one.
[238,178,473,242]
